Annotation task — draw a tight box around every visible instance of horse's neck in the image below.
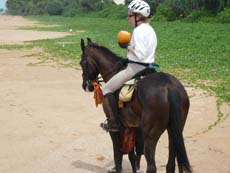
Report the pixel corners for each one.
[94,49,121,82]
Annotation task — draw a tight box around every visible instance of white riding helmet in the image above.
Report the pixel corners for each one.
[128,0,151,17]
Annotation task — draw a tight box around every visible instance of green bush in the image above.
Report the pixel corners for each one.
[204,0,223,13]
[62,7,79,17]
[47,1,64,15]
[216,8,230,23]
[185,11,206,22]
[154,5,176,21]
[32,1,48,15]
[95,4,127,19]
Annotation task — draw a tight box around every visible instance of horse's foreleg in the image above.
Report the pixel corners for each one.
[110,132,123,173]
[166,128,176,173]
[113,151,122,173]
[128,149,137,173]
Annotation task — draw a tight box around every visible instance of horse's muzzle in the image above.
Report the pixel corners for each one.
[82,81,94,92]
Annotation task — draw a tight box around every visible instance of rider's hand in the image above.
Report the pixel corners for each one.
[118,42,129,49]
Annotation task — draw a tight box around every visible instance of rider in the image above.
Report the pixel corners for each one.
[101,0,158,131]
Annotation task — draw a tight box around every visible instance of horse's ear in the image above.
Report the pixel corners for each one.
[80,38,85,52]
[87,37,92,45]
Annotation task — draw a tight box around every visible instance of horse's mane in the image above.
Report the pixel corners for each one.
[88,42,123,61]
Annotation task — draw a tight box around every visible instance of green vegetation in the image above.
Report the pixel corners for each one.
[155,21,230,102]
[6,0,230,22]
[7,15,227,103]
[6,0,115,16]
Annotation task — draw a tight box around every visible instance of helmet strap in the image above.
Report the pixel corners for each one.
[134,14,144,27]
[134,14,137,27]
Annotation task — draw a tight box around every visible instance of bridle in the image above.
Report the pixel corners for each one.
[80,52,103,89]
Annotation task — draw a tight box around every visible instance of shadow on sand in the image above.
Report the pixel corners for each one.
[72,160,109,173]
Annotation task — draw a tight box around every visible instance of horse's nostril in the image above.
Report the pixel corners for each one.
[88,85,94,92]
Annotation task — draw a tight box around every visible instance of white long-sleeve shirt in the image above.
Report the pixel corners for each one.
[127,23,157,64]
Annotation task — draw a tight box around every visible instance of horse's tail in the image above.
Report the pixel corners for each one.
[168,89,192,173]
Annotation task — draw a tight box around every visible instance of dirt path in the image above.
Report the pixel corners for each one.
[0,16,229,173]
[0,16,70,45]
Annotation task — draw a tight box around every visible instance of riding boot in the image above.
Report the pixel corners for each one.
[100,93,120,132]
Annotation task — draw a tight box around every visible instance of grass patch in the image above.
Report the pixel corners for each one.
[0,44,35,50]
[11,16,229,103]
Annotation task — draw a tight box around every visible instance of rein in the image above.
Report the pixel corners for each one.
[87,59,126,85]
[88,59,125,107]
[100,60,126,82]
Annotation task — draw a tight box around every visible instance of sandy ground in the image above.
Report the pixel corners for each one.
[0,16,229,173]
[0,16,71,45]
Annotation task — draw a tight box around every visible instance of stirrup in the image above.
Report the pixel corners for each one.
[100,119,109,132]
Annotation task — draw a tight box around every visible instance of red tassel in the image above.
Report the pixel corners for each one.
[120,127,135,153]
[92,82,103,107]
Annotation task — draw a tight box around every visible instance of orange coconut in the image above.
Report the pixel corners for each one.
[117,31,131,44]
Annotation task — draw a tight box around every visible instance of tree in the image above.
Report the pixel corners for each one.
[47,0,64,15]
[203,0,223,13]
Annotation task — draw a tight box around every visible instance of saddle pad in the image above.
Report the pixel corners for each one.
[119,79,136,102]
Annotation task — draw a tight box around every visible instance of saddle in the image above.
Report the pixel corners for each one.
[118,66,158,108]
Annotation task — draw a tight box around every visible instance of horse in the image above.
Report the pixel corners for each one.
[79,38,192,173]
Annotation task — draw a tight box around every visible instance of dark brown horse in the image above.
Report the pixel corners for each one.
[80,38,192,173]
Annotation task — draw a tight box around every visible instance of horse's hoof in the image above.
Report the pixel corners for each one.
[136,169,144,173]
[108,171,115,173]
[107,167,116,173]
[107,166,123,173]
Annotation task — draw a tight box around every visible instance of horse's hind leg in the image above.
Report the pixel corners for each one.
[128,149,137,173]
[142,107,168,173]
[143,124,163,173]
[166,128,176,173]
[144,137,158,173]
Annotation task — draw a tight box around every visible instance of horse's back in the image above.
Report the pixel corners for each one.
[137,72,188,99]
[137,72,182,87]
[119,72,189,127]
[136,72,189,115]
